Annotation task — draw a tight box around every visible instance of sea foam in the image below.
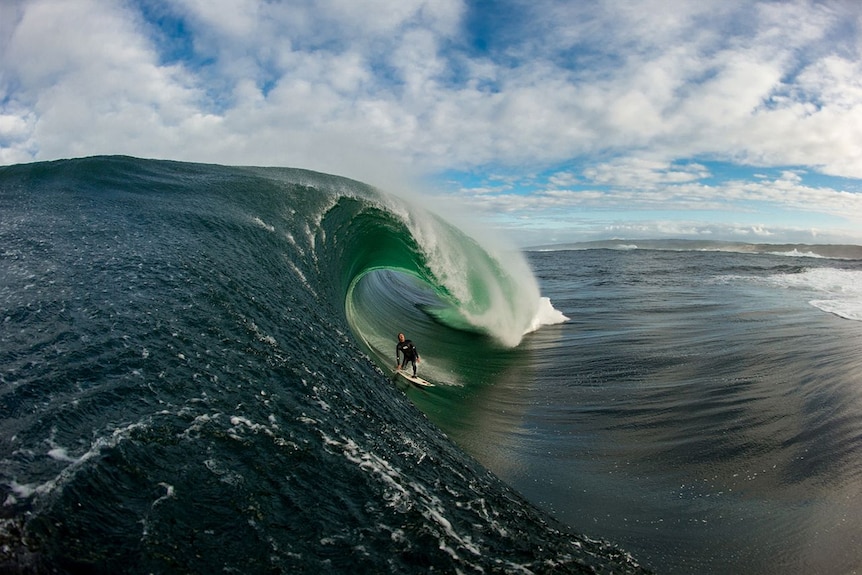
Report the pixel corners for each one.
[769,268,862,321]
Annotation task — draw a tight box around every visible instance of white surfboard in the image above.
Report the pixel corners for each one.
[394,370,435,387]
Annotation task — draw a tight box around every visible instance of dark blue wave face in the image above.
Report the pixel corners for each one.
[0,157,648,574]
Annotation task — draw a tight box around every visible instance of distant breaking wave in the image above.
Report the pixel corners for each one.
[532,239,862,260]
[532,238,862,324]
[765,268,862,321]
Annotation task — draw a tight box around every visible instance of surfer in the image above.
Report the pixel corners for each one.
[395,333,420,377]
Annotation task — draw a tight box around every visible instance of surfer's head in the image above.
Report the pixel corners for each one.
[397,333,405,342]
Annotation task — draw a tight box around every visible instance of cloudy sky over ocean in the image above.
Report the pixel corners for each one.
[2,0,861,245]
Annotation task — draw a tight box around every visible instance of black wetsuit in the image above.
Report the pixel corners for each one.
[396,339,419,376]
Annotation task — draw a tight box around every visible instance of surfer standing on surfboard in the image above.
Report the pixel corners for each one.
[395,333,420,377]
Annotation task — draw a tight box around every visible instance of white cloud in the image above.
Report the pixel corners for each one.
[0,113,29,139]
[174,0,262,39]
[1,0,861,242]
[582,159,711,188]
[4,0,861,172]
[435,159,862,247]
[0,0,218,160]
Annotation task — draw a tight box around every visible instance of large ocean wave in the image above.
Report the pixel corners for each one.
[0,156,638,574]
[317,188,564,354]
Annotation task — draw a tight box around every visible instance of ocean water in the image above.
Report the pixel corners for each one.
[411,246,862,574]
[0,157,644,574]
[2,157,861,574]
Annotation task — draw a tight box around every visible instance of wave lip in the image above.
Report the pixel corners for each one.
[329,193,567,349]
[401,207,556,347]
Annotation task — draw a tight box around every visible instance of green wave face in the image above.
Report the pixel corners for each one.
[316,192,543,377]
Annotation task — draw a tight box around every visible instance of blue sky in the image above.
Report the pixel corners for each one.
[2,0,862,246]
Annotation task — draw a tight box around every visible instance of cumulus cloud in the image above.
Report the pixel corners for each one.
[1,0,861,243]
[463,165,862,217]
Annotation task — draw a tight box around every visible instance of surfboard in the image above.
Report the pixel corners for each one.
[394,370,435,388]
